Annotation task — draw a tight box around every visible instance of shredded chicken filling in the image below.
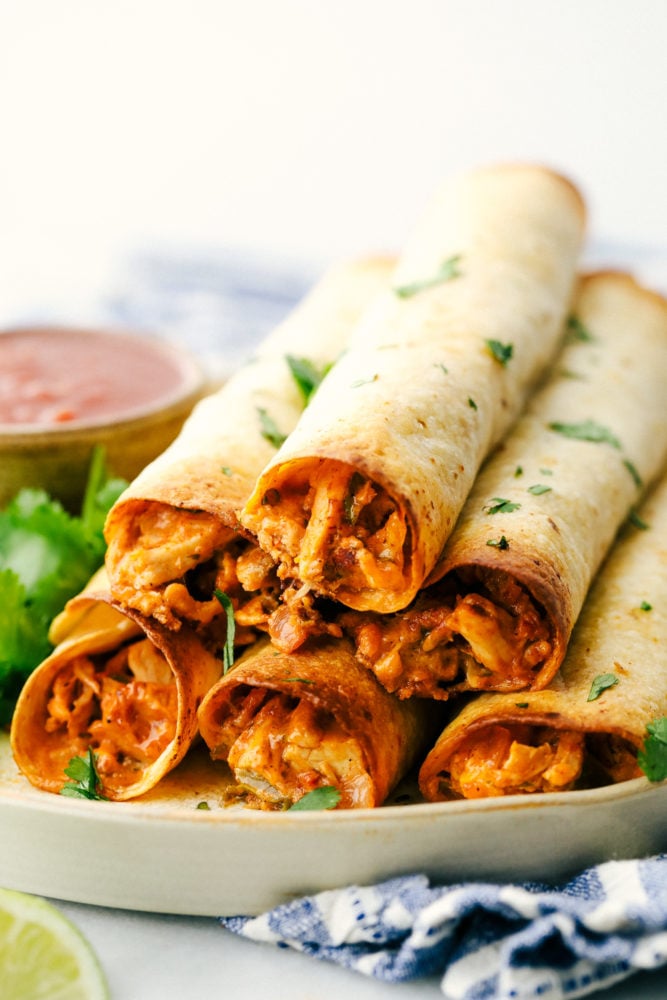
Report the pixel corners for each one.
[259,462,409,600]
[340,568,552,698]
[214,687,373,809]
[106,503,281,641]
[440,724,640,799]
[44,639,178,788]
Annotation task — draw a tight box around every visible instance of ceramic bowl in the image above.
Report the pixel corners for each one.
[0,325,207,510]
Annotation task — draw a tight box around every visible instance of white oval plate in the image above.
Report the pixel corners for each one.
[1,733,666,917]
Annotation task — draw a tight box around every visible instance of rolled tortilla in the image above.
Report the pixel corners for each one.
[241,164,585,615]
[418,468,667,801]
[197,636,433,809]
[10,570,221,800]
[103,257,392,644]
[340,272,667,699]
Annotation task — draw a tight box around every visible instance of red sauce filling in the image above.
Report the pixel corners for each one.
[0,327,190,426]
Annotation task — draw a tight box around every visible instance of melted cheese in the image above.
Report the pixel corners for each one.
[446,724,585,798]
[44,640,178,789]
[225,691,374,809]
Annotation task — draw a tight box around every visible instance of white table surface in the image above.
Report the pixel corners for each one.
[3,2,667,997]
[45,898,667,999]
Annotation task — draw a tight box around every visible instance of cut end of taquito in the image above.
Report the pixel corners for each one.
[243,457,419,614]
[197,636,431,810]
[417,701,642,802]
[10,592,221,801]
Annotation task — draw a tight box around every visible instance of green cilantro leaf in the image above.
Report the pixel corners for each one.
[638,718,667,782]
[484,497,521,515]
[587,673,619,702]
[485,339,514,366]
[257,407,287,448]
[640,600,653,612]
[60,748,107,800]
[288,786,342,811]
[628,508,650,531]
[566,314,595,343]
[214,590,236,673]
[394,255,462,298]
[468,397,478,410]
[486,535,509,550]
[286,355,332,404]
[0,447,126,724]
[623,459,642,489]
[548,420,621,449]
[527,484,552,496]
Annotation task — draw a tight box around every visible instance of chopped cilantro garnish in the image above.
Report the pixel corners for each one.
[623,459,642,489]
[196,801,211,810]
[485,339,514,366]
[587,673,619,702]
[257,407,287,448]
[527,484,552,496]
[484,497,521,515]
[628,508,650,531]
[640,601,653,612]
[221,466,233,477]
[548,419,621,449]
[60,748,107,801]
[286,355,332,404]
[486,535,509,550]
[566,314,595,343]
[214,590,236,673]
[514,466,523,478]
[288,786,342,811]
[0,446,126,724]
[394,255,462,298]
[638,718,667,782]
[468,397,478,410]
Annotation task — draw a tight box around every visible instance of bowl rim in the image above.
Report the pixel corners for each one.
[0,324,206,438]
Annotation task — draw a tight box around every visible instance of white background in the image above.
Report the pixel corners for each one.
[1,0,666,312]
[2,3,667,997]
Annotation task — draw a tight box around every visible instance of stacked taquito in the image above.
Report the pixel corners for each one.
[339,272,667,700]
[242,164,585,622]
[10,259,394,802]
[10,570,221,799]
[104,256,392,646]
[419,464,667,801]
[197,637,432,810]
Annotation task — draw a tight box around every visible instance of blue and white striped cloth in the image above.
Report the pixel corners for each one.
[221,857,667,999]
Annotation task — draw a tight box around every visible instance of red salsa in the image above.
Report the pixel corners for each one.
[0,327,191,426]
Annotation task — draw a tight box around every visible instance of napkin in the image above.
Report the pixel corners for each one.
[221,856,667,999]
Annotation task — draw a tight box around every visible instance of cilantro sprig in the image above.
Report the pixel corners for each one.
[257,407,287,449]
[638,718,667,782]
[548,419,621,449]
[288,786,342,811]
[394,255,462,298]
[286,355,332,405]
[60,748,107,801]
[214,590,236,674]
[0,446,126,724]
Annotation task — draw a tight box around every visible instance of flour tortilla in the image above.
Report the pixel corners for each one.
[419,467,667,800]
[242,164,585,613]
[10,571,221,800]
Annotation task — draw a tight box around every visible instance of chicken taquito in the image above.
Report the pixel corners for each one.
[340,272,667,699]
[197,637,434,810]
[10,570,221,799]
[104,257,392,652]
[242,164,585,619]
[419,466,667,801]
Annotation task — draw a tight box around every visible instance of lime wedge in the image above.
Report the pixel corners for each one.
[0,888,109,999]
